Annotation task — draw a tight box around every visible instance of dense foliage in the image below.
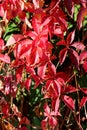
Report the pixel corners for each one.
[0,0,87,130]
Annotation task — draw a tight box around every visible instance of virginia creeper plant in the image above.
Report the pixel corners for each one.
[0,0,87,130]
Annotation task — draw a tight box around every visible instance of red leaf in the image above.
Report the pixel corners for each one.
[44,103,50,117]
[64,85,77,94]
[32,16,41,34]
[69,49,79,69]
[62,95,75,110]
[53,97,60,115]
[6,34,24,46]
[49,0,60,10]
[2,103,9,117]
[32,0,40,9]
[19,117,30,125]
[0,38,4,51]
[32,75,41,88]
[25,78,31,91]
[38,63,47,79]
[54,26,63,38]
[64,0,74,16]
[77,7,87,29]
[80,97,87,108]
[59,48,68,64]
[16,66,24,83]
[14,39,32,59]
[66,30,75,45]
[80,88,87,95]
[48,62,56,76]
[24,2,34,13]
[56,72,68,82]
[56,40,66,46]
[71,42,85,51]
[83,61,87,72]
[18,126,28,130]
[80,51,87,62]
[0,53,10,63]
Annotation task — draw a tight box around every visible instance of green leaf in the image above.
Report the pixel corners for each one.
[3,22,20,41]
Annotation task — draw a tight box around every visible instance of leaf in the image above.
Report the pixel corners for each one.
[48,62,56,76]
[56,72,68,82]
[16,66,24,83]
[38,63,47,79]
[49,0,60,11]
[80,97,87,108]
[25,78,31,91]
[19,126,28,130]
[54,26,63,38]
[0,53,10,63]
[83,61,87,72]
[2,103,10,117]
[66,30,75,45]
[80,51,87,62]
[44,103,50,117]
[69,49,79,69]
[24,1,34,12]
[64,0,74,16]
[62,95,75,110]
[53,97,60,115]
[77,7,87,29]
[0,38,4,51]
[6,34,24,46]
[3,22,20,41]
[32,16,41,34]
[32,75,41,88]
[80,88,87,95]
[59,48,68,64]
[19,117,30,125]
[71,42,85,51]
[56,40,66,46]
[64,85,77,94]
